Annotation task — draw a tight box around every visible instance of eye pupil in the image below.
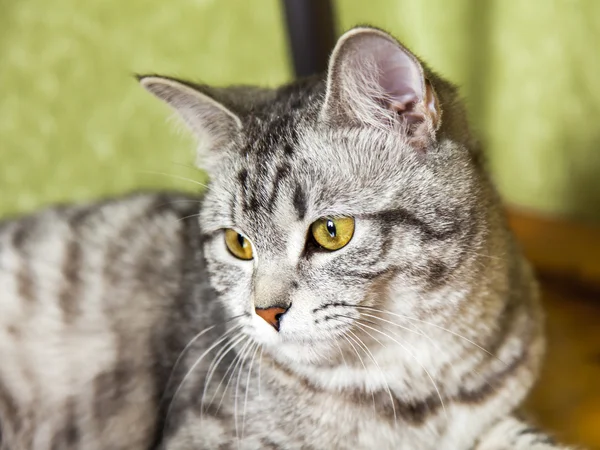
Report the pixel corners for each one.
[224,229,253,260]
[326,220,336,238]
[237,233,245,247]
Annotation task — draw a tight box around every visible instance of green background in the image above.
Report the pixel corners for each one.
[2,0,599,221]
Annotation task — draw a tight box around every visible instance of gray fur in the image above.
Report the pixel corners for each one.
[0,27,575,449]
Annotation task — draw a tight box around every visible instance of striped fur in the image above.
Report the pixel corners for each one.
[0,27,577,449]
[0,193,229,449]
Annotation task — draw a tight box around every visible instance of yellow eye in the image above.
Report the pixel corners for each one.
[310,217,355,251]
[224,229,253,260]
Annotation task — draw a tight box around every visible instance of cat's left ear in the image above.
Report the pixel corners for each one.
[321,27,441,147]
[138,75,242,167]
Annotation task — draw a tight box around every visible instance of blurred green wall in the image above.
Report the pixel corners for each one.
[1,0,599,220]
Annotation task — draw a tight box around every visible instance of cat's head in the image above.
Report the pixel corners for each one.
[140,27,490,366]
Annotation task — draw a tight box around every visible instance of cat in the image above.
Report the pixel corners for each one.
[0,26,576,449]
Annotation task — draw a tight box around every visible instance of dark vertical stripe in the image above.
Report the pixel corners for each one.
[0,380,20,439]
[150,209,201,444]
[426,260,451,288]
[238,169,249,212]
[267,163,291,212]
[64,398,79,445]
[58,207,97,323]
[58,239,83,323]
[50,397,79,449]
[92,360,135,424]
[95,198,168,425]
[283,142,295,157]
[12,220,36,303]
[293,185,307,220]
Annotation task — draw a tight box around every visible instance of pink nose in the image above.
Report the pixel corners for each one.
[255,306,288,331]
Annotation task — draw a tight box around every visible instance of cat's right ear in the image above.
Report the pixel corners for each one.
[321,27,441,148]
[137,75,242,164]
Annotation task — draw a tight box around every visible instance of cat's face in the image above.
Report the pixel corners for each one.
[199,124,478,364]
[140,27,482,365]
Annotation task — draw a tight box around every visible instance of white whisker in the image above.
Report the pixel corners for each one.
[351,319,448,421]
[138,170,209,189]
[163,317,243,402]
[162,324,217,399]
[176,213,203,222]
[215,338,252,412]
[242,343,261,440]
[346,329,397,425]
[358,312,482,388]
[356,306,506,365]
[165,325,240,431]
[335,340,349,369]
[200,333,245,423]
[359,312,422,337]
[340,334,376,411]
[257,346,265,398]
[234,341,256,448]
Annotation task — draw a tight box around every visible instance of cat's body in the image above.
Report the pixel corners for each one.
[0,192,551,450]
[0,27,574,449]
[0,193,208,449]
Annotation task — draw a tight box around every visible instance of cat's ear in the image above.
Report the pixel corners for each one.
[321,27,441,147]
[138,75,242,164]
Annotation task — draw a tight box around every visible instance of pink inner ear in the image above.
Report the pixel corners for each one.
[376,45,424,112]
[323,30,436,131]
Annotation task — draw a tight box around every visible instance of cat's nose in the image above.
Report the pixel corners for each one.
[255,305,290,331]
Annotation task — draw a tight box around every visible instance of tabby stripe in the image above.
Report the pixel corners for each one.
[237,169,249,212]
[282,142,295,157]
[0,381,20,436]
[332,266,397,280]
[92,341,136,427]
[260,438,282,449]
[266,163,291,213]
[92,368,123,424]
[457,344,529,404]
[312,301,356,313]
[424,209,480,290]
[11,220,36,304]
[50,397,79,449]
[292,184,307,220]
[351,343,528,426]
[94,198,168,424]
[327,264,400,282]
[368,208,460,241]
[426,261,451,287]
[58,236,83,324]
[151,206,211,444]
[517,426,541,436]
[479,258,525,358]
[378,391,442,426]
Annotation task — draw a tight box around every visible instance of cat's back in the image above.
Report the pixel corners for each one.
[0,192,199,318]
[0,192,205,449]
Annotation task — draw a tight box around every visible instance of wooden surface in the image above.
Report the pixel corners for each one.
[509,210,600,449]
[508,210,600,290]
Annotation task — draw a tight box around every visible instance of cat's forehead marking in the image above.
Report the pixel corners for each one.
[229,116,308,223]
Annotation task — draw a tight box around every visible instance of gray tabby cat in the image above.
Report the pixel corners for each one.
[0,27,575,449]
